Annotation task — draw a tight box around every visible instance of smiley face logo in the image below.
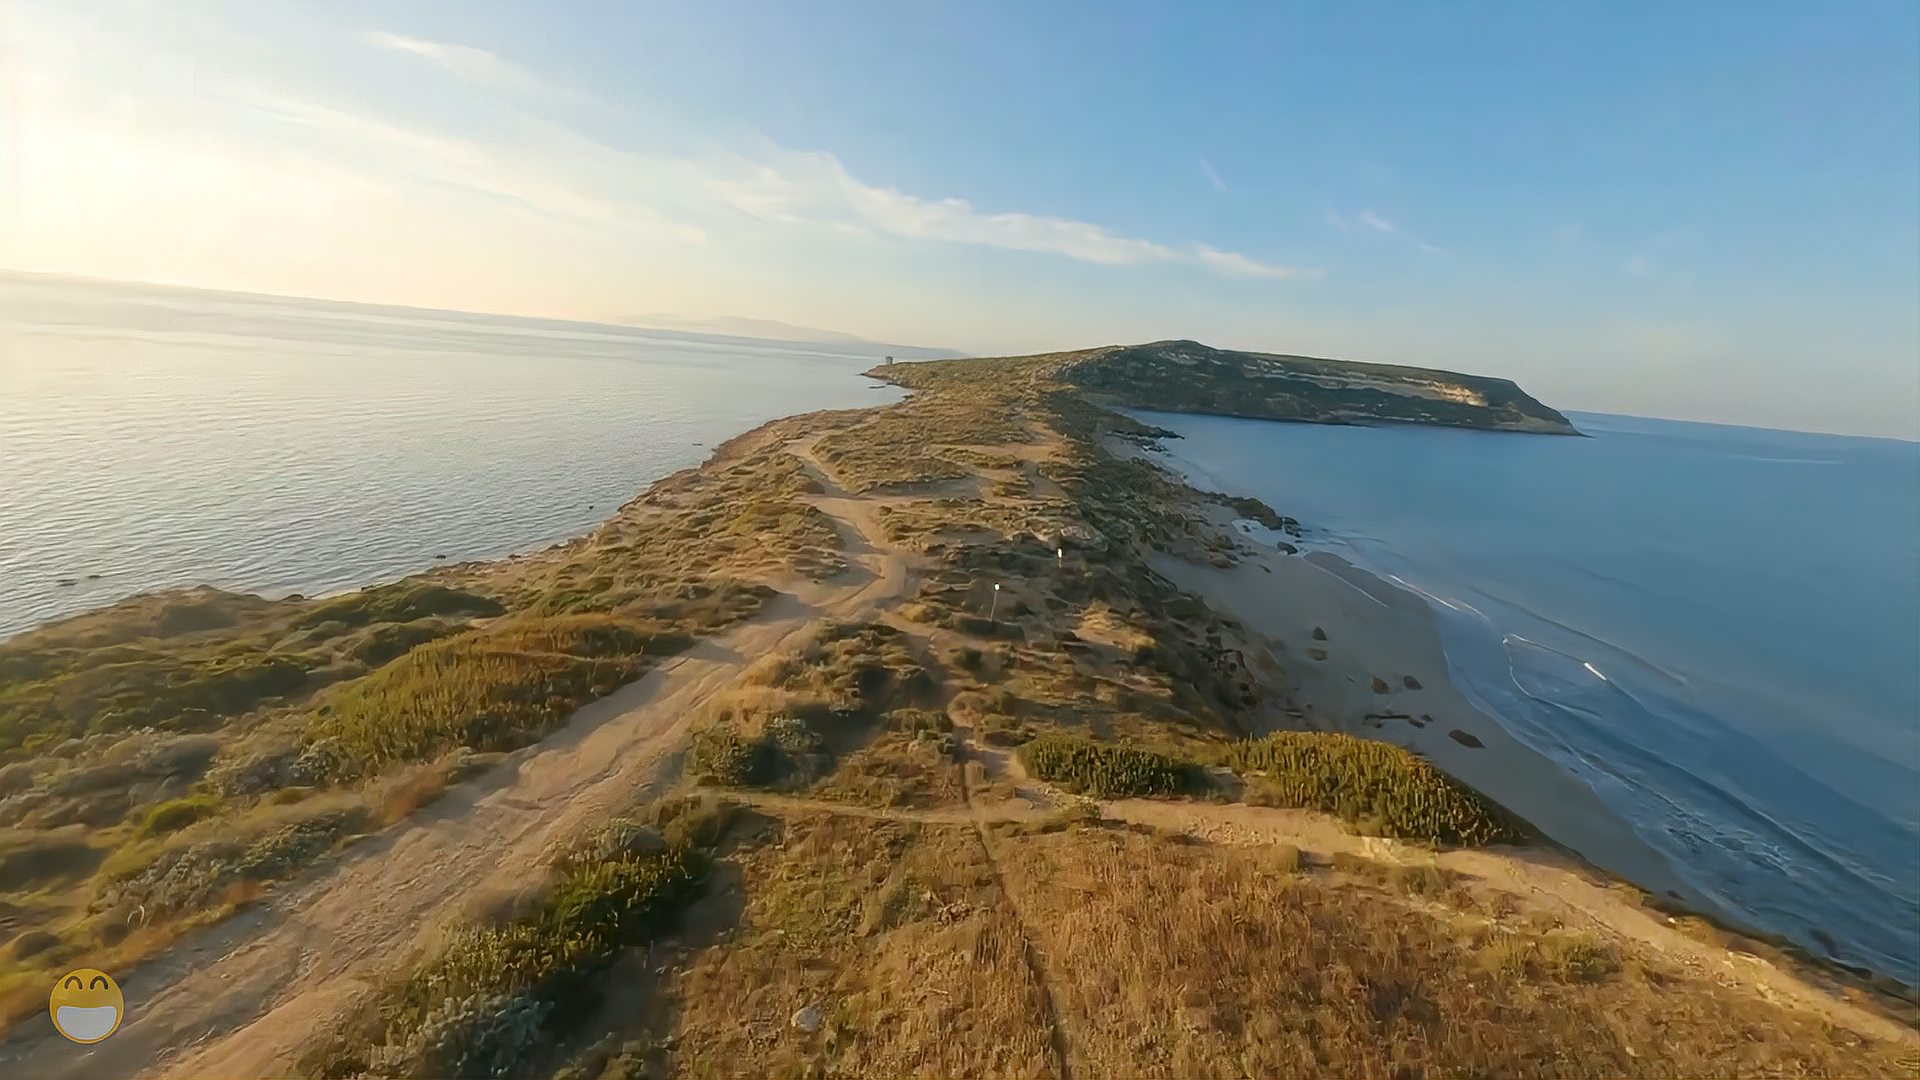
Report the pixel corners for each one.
[48,968,123,1044]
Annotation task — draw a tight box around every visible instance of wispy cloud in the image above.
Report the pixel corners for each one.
[249,96,703,242]
[357,30,1308,281]
[363,30,580,102]
[1194,245,1321,279]
[1358,210,1398,234]
[710,145,1317,279]
[1329,207,1448,255]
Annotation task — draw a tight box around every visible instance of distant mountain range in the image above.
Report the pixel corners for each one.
[619,313,960,358]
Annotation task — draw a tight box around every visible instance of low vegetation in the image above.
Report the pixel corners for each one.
[305,614,689,772]
[291,582,505,632]
[302,798,726,1079]
[541,808,1907,1079]
[1226,731,1525,846]
[687,621,936,796]
[0,639,312,753]
[0,413,859,1029]
[1018,733,1199,797]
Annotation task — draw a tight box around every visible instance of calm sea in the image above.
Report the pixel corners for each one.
[0,275,904,639]
[1141,408,1920,984]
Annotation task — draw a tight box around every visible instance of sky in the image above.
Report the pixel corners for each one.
[2,1,1916,438]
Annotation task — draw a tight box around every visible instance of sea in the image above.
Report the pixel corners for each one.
[0,274,905,639]
[1136,408,1920,985]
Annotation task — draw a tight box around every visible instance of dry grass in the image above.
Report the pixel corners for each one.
[811,397,1034,495]
[689,622,936,796]
[992,826,1909,1078]
[809,709,964,809]
[545,807,1911,1079]
[607,812,1061,1079]
[299,802,720,1080]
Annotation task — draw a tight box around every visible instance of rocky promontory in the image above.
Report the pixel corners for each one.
[966,339,1580,434]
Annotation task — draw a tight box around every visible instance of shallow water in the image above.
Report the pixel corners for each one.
[1139,409,1920,984]
[0,274,903,639]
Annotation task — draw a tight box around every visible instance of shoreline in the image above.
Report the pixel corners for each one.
[1102,432,1721,911]
[1125,433,1920,992]
[1152,537,1722,911]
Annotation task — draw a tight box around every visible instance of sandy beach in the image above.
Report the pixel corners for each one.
[1153,533,1732,920]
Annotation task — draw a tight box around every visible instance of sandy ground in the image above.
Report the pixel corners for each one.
[1152,540,1731,920]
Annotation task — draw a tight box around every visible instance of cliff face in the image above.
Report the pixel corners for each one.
[1050,340,1579,435]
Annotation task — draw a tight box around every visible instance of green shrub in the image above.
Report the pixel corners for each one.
[135,794,222,837]
[305,615,682,770]
[358,845,702,1079]
[0,647,310,752]
[1018,734,1198,797]
[347,618,460,666]
[292,583,504,632]
[100,806,370,916]
[686,727,773,786]
[1226,731,1523,846]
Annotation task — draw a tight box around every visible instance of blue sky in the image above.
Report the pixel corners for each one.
[3,1,1915,437]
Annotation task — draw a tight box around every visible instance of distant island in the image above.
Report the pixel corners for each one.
[618,312,962,359]
[1035,339,1580,434]
[1,340,1908,1080]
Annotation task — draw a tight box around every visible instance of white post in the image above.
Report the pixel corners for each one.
[989,582,1001,623]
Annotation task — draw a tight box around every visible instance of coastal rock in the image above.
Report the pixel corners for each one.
[1447,729,1484,749]
[790,1004,823,1033]
[1032,522,1108,554]
[1312,626,1328,641]
[1050,340,1580,435]
[1370,676,1391,694]
[1274,540,1299,555]
[1402,675,1422,690]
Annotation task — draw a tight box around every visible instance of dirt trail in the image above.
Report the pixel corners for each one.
[2,439,919,1080]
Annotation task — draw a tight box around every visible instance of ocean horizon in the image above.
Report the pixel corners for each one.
[0,275,905,640]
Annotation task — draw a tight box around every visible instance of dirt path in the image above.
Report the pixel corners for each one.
[955,751,1077,1079]
[3,440,921,1080]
